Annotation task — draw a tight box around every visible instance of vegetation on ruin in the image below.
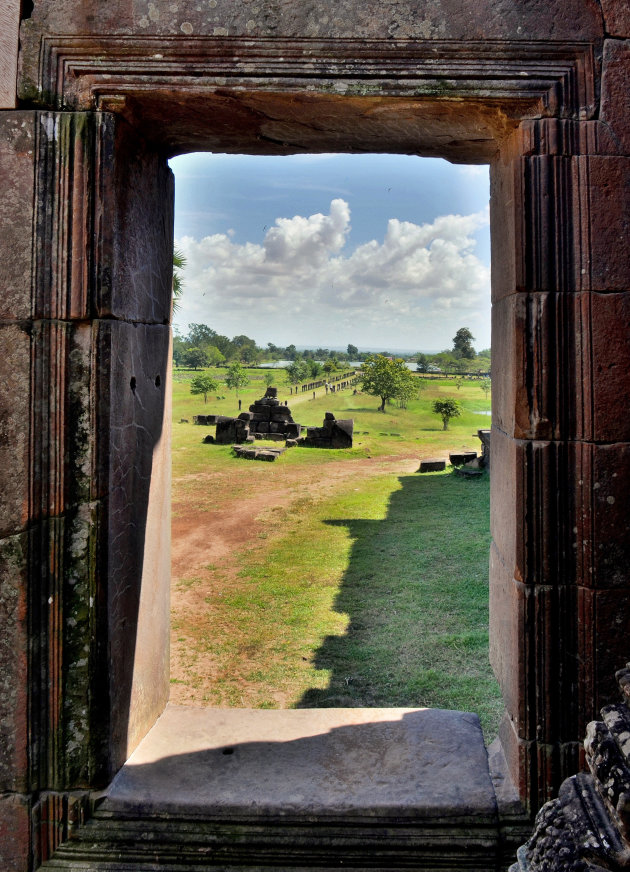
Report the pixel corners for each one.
[170,371,501,740]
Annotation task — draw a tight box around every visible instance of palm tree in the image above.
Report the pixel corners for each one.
[172,248,186,313]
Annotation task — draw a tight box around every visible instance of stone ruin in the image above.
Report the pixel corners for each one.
[197,388,354,454]
[303,412,354,449]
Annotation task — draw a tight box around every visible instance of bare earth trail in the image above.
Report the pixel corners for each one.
[169,452,420,704]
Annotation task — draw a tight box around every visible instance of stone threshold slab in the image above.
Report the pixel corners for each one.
[102,704,498,823]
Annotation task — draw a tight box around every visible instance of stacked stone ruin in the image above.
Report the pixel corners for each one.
[213,387,301,444]
[204,388,354,452]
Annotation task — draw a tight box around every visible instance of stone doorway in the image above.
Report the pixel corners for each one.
[3,5,629,868]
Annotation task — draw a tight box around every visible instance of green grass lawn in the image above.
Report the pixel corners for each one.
[171,368,502,740]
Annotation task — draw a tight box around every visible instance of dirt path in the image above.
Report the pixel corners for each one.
[169,452,420,702]
[171,453,418,581]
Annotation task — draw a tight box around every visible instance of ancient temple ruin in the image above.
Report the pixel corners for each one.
[1,0,629,869]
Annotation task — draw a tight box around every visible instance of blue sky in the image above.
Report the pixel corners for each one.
[170,153,490,353]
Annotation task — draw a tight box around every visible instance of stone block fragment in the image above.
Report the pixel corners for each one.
[331,419,354,448]
[418,459,446,472]
[450,451,477,466]
[257,451,277,462]
[285,422,301,438]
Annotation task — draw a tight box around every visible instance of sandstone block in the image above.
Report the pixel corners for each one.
[0,323,31,537]
[601,41,630,151]
[0,113,36,317]
[0,792,30,871]
[586,293,630,442]
[450,451,477,466]
[331,419,354,448]
[0,532,28,791]
[418,459,445,472]
[578,156,630,292]
[600,3,630,37]
[0,2,20,109]
[578,587,630,724]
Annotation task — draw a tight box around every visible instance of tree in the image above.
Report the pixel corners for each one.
[190,373,219,404]
[225,361,250,397]
[452,327,476,359]
[395,373,418,409]
[322,358,339,374]
[306,359,323,379]
[347,343,359,358]
[285,360,308,387]
[432,398,462,430]
[172,248,186,313]
[480,379,491,400]
[204,345,226,367]
[264,371,275,387]
[360,354,415,412]
[182,346,209,370]
[416,353,429,373]
[187,323,217,348]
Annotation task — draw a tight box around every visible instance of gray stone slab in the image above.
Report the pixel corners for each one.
[104,705,497,822]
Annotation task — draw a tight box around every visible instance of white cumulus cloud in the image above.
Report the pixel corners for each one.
[175,199,490,349]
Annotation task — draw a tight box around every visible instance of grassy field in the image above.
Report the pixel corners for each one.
[170,367,503,740]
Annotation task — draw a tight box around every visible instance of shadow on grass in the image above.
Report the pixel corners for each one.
[296,470,503,740]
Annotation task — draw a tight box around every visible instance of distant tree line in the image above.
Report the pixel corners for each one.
[173,324,367,369]
[415,328,491,375]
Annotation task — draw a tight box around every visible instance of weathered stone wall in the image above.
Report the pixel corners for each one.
[1,1,629,868]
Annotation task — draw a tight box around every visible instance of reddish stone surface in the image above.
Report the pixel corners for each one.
[0,114,36,319]
[584,293,630,442]
[96,320,171,775]
[0,793,30,871]
[489,544,527,729]
[24,0,604,41]
[600,2,630,37]
[0,1,19,108]
[0,533,28,792]
[578,157,630,292]
[578,587,630,729]
[601,40,630,154]
[97,117,174,323]
[0,324,31,539]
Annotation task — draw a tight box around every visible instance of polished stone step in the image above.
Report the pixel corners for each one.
[42,705,526,870]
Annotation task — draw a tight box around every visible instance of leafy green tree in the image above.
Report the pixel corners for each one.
[190,373,219,404]
[322,358,339,374]
[225,361,250,397]
[347,343,359,358]
[306,359,323,378]
[361,354,414,412]
[264,371,275,387]
[395,372,418,409]
[453,327,476,359]
[187,323,217,348]
[182,346,209,370]
[204,345,226,367]
[416,353,429,373]
[432,398,462,430]
[480,379,491,400]
[285,360,308,387]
